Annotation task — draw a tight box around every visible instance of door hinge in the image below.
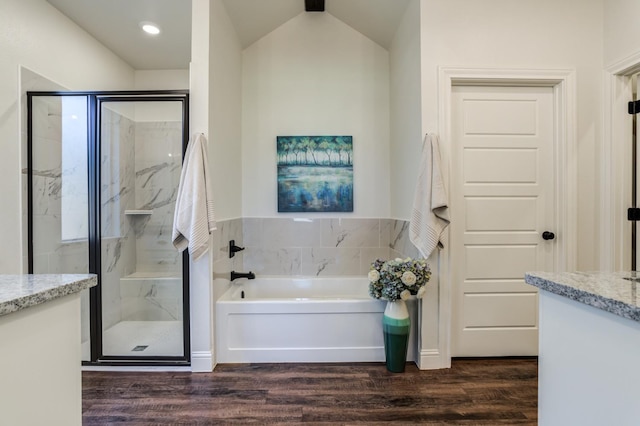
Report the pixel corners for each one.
[629,100,640,115]
[628,207,640,221]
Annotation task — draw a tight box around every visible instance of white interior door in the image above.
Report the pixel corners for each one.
[451,85,555,357]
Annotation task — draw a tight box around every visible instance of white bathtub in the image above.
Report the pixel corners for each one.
[215,277,417,363]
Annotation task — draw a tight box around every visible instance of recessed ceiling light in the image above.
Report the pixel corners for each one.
[140,21,160,35]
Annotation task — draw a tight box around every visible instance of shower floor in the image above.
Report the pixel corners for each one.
[101,320,184,357]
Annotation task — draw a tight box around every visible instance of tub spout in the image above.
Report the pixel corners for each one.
[231,271,255,281]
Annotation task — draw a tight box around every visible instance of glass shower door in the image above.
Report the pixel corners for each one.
[99,99,187,358]
[28,91,190,365]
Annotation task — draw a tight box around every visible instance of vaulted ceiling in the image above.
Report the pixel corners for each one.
[47,0,410,70]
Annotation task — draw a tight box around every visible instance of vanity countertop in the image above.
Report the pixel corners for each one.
[0,274,96,317]
[525,271,640,322]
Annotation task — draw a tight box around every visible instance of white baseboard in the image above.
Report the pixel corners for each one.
[217,347,386,364]
[418,349,450,370]
[191,350,214,372]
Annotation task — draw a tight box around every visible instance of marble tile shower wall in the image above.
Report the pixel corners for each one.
[27,96,185,327]
[132,121,183,274]
[240,218,418,277]
[103,115,184,323]
[20,69,67,272]
[93,113,185,280]
[101,108,136,329]
[30,97,89,275]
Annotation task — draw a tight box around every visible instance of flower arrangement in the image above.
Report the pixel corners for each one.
[368,257,431,302]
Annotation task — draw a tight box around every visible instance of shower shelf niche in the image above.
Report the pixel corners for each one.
[124,209,153,216]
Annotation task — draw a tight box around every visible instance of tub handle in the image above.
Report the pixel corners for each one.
[229,240,245,258]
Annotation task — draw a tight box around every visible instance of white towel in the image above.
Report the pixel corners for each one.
[409,133,450,259]
[172,133,217,261]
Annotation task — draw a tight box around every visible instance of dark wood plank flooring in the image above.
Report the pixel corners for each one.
[82,358,537,425]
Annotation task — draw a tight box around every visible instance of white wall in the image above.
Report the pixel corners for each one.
[389,0,443,369]
[389,0,422,220]
[188,0,213,372]
[134,70,189,90]
[0,0,135,274]
[241,12,391,218]
[419,0,604,271]
[189,0,243,372]
[210,0,243,221]
[604,0,640,68]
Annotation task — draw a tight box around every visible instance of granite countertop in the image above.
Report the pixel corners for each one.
[0,274,97,317]
[525,271,640,322]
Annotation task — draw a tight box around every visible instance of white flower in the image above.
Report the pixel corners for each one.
[368,257,431,302]
[417,286,427,299]
[401,271,417,286]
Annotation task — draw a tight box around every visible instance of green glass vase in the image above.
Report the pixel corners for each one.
[382,299,410,373]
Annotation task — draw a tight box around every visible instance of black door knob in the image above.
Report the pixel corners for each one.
[542,231,555,240]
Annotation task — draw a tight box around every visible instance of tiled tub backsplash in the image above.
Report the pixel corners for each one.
[388,219,421,261]
[214,218,419,277]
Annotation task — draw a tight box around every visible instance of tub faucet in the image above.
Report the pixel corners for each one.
[230,271,255,281]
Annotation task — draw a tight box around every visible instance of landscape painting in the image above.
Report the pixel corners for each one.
[277,136,353,213]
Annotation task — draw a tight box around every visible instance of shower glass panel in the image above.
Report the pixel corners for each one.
[29,95,91,361]
[99,100,185,358]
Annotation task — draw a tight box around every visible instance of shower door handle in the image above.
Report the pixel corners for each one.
[542,231,555,241]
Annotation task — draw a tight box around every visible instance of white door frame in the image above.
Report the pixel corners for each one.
[600,53,640,272]
[435,67,577,367]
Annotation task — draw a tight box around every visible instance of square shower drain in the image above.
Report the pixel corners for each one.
[131,345,148,352]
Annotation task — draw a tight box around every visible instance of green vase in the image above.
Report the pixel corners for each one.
[382,300,410,373]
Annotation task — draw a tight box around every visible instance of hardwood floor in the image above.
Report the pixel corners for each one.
[82,358,537,425]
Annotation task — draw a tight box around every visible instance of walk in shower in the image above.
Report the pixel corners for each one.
[27,91,190,365]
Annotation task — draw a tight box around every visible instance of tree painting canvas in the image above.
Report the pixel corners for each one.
[277,136,353,213]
